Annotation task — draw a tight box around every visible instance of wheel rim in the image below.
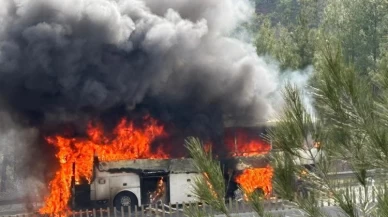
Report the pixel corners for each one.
[120,196,131,207]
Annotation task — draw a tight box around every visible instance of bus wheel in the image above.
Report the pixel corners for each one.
[114,191,138,212]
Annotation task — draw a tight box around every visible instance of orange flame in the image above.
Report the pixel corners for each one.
[39,116,168,215]
[40,118,274,215]
[224,128,271,157]
[150,177,166,203]
[235,166,274,197]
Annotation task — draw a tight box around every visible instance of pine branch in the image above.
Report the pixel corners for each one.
[185,137,229,217]
[185,137,272,217]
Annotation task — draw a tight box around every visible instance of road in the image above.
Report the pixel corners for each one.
[0,198,42,216]
[0,203,33,216]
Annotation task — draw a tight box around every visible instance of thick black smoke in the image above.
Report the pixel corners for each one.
[0,0,279,129]
[0,0,284,190]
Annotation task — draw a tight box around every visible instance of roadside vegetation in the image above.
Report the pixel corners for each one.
[185,0,388,216]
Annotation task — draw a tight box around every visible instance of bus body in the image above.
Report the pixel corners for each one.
[74,156,269,211]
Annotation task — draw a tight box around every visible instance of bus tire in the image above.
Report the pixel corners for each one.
[114,191,138,212]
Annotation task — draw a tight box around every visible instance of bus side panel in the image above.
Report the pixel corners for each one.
[109,174,141,206]
[95,177,110,201]
[169,173,201,204]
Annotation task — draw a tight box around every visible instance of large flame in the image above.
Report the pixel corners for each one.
[224,128,271,157]
[39,116,168,215]
[224,129,273,196]
[235,166,274,197]
[40,117,273,215]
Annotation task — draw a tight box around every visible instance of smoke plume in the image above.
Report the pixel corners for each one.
[0,0,280,128]
[0,0,306,196]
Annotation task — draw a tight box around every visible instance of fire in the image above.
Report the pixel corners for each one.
[39,116,168,215]
[40,116,274,215]
[150,177,166,203]
[235,165,274,197]
[224,128,271,156]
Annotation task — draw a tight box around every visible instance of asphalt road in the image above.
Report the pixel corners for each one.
[0,200,42,216]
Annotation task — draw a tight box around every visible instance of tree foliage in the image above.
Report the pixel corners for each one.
[322,0,388,73]
[253,0,388,73]
[184,137,272,217]
[251,1,388,215]
[268,39,388,216]
[185,1,388,216]
[254,0,320,70]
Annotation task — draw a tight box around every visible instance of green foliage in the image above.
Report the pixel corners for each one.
[268,84,332,216]
[184,1,388,216]
[245,189,267,216]
[374,186,388,217]
[295,192,326,217]
[319,0,388,73]
[253,0,388,73]
[184,137,229,216]
[185,137,271,217]
[254,0,320,70]
[270,152,296,201]
[269,37,388,215]
[255,19,304,70]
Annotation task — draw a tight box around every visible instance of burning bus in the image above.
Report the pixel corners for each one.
[74,156,270,211]
[71,124,273,211]
[80,158,202,211]
[38,116,274,214]
[38,116,323,214]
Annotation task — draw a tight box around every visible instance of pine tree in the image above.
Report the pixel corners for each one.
[268,39,388,216]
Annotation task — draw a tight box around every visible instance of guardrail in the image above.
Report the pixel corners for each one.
[0,199,293,217]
